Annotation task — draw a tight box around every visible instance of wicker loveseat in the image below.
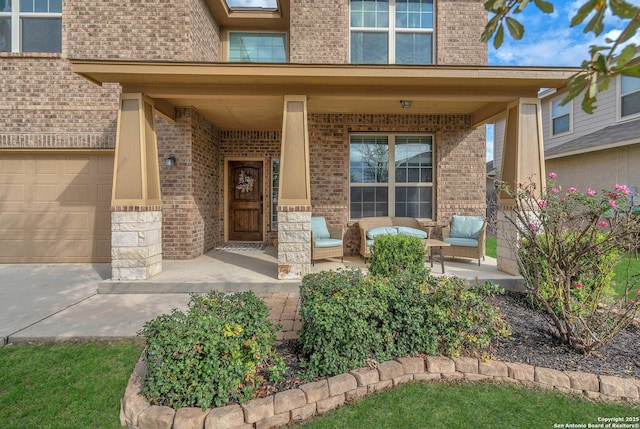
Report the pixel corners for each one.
[357,217,429,260]
[442,215,486,265]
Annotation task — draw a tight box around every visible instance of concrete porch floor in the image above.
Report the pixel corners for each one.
[99,246,523,294]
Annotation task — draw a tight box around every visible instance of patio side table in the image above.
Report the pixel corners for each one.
[425,239,451,274]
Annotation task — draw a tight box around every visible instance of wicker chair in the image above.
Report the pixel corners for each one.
[442,215,486,265]
[311,217,344,265]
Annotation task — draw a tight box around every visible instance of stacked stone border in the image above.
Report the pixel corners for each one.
[121,354,640,429]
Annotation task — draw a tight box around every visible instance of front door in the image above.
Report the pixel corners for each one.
[228,160,263,242]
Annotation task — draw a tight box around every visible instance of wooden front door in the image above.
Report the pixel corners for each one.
[228,160,263,242]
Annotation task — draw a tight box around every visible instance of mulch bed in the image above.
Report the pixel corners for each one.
[258,291,640,398]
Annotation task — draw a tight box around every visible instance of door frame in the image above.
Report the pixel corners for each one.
[224,157,267,242]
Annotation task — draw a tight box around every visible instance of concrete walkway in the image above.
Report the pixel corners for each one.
[0,248,521,346]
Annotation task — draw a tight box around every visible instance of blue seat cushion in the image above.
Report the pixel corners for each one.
[450,215,484,239]
[396,226,428,239]
[314,238,343,248]
[444,237,479,247]
[311,216,330,239]
[366,226,398,239]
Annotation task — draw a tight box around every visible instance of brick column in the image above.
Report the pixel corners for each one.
[111,206,162,280]
[277,206,311,280]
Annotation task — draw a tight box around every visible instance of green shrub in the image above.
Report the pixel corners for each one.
[368,234,428,278]
[140,291,285,409]
[421,278,511,356]
[298,269,395,378]
[299,268,509,378]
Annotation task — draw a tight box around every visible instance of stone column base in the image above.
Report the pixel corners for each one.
[277,206,311,280]
[111,206,163,280]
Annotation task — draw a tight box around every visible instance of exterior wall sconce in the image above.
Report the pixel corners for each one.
[165,155,176,168]
[400,100,413,108]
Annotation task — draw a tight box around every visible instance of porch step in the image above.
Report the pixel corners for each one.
[98,280,301,294]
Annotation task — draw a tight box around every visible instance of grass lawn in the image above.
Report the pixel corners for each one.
[298,382,639,429]
[0,340,144,429]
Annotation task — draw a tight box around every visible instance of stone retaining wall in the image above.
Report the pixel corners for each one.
[121,355,640,429]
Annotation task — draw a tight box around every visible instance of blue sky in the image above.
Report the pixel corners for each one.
[485,0,640,162]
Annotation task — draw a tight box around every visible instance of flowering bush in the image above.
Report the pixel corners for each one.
[500,174,640,354]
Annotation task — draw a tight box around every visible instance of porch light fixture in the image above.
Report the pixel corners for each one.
[400,100,413,108]
[165,155,177,168]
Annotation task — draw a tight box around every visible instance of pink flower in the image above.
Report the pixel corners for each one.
[608,200,619,209]
[615,184,631,196]
[598,221,608,227]
[587,188,596,196]
[575,283,584,289]
[567,187,577,193]
[551,187,559,194]
[529,223,537,231]
[548,172,557,179]
[518,182,524,188]
[631,300,636,305]
[636,289,640,295]
[538,200,547,208]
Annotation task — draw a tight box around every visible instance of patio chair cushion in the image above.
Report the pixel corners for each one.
[396,226,428,239]
[314,238,343,248]
[450,215,484,239]
[366,226,398,239]
[443,237,479,247]
[311,216,331,239]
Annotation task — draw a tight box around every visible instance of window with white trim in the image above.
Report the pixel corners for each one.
[0,0,62,53]
[350,0,434,65]
[350,134,433,220]
[228,32,287,63]
[621,75,640,119]
[551,97,571,135]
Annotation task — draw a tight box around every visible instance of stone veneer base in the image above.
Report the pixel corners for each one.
[111,209,163,281]
[121,354,640,429]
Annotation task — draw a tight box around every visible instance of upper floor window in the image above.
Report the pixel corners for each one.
[349,134,434,220]
[0,0,62,53]
[620,75,640,119]
[551,97,571,135]
[350,0,434,65]
[228,32,287,63]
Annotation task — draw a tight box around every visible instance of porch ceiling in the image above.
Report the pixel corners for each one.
[71,61,578,130]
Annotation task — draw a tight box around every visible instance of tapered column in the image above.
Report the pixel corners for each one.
[277,95,311,280]
[111,93,163,280]
[497,98,546,275]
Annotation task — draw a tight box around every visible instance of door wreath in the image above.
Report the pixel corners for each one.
[236,169,255,193]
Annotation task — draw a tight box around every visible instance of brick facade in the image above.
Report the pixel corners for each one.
[158,108,221,259]
[289,0,349,64]
[1,0,490,267]
[437,0,488,65]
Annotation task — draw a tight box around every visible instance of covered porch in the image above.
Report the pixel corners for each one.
[97,246,524,294]
[72,61,577,282]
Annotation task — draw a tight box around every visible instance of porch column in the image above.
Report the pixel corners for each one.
[111,93,163,280]
[497,98,546,275]
[277,95,312,279]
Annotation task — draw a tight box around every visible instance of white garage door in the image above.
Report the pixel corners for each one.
[0,153,113,263]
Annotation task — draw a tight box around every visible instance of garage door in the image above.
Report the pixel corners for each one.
[0,153,113,263]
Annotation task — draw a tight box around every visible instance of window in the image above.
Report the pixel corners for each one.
[551,97,571,135]
[0,0,62,53]
[350,134,433,220]
[271,158,280,230]
[621,75,640,119]
[350,0,434,65]
[224,0,278,11]
[228,32,287,63]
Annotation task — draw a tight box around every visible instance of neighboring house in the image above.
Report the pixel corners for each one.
[0,0,573,280]
[492,51,640,211]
